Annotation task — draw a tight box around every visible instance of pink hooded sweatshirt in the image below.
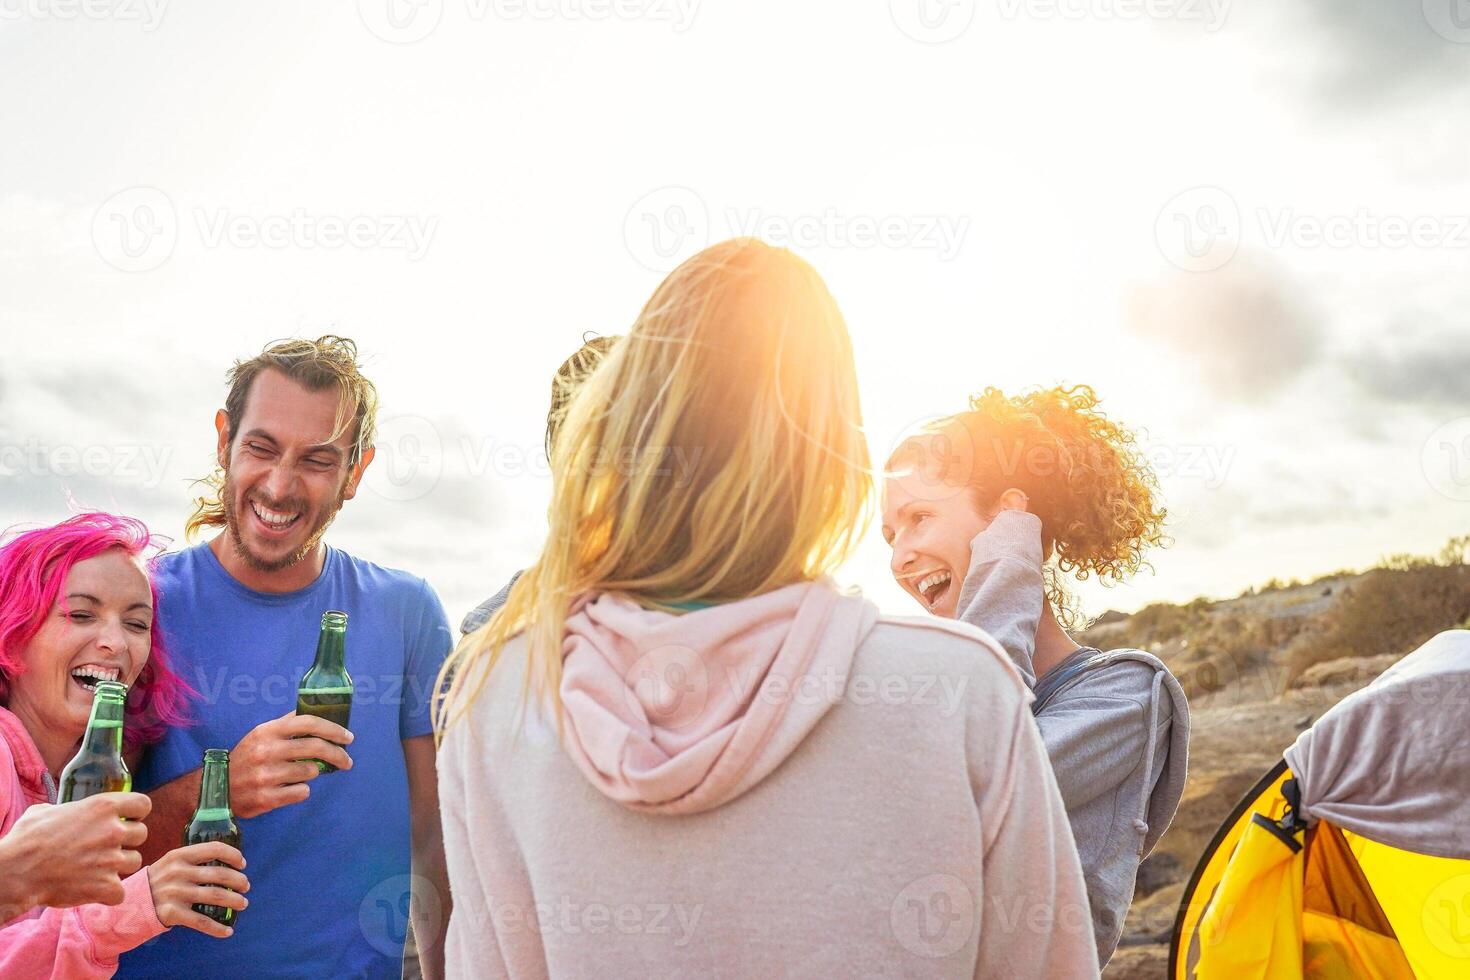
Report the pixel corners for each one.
[439,579,1099,978]
[0,706,165,979]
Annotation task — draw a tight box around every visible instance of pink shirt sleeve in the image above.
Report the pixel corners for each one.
[0,868,165,979]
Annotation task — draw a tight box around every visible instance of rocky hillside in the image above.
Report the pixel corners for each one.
[1080,543,1470,979]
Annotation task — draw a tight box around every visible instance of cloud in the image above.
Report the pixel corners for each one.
[1339,318,1470,408]
[1124,253,1324,402]
[1290,0,1470,103]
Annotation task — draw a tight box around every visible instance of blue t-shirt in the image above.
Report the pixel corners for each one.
[118,542,452,980]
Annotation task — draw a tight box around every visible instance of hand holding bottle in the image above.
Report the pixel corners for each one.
[0,793,151,918]
[229,711,353,818]
[146,842,248,938]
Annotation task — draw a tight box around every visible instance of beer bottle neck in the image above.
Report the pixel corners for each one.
[312,627,346,673]
[196,752,231,815]
[81,692,125,758]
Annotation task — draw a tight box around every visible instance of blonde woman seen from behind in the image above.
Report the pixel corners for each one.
[435,239,1099,979]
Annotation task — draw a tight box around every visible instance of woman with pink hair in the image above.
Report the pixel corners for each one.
[0,512,250,978]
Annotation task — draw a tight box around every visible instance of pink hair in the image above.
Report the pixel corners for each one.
[0,512,192,749]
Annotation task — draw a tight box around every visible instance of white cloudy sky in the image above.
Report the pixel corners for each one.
[2,0,1469,628]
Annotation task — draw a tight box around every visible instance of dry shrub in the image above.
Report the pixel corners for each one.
[1284,563,1470,688]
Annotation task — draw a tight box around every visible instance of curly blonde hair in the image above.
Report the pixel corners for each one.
[900,384,1167,626]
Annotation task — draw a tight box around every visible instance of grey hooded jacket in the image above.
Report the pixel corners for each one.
[954,510,1191,964]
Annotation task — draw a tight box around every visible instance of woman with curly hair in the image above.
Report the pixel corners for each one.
[881,385,1190,967]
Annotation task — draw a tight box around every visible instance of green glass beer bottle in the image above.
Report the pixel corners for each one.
[58,680,131,802]
[296,610,352,774]
[183,748,241,927]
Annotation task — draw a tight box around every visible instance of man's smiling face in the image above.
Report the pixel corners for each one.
[218,368,369,574]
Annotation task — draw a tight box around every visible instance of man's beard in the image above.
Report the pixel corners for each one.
[221,469,347,573]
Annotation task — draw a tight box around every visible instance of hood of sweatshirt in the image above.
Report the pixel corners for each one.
[0,704,54,812]
[557,578,880,815]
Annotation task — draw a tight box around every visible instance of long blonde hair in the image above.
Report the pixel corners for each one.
[435,239,871,735]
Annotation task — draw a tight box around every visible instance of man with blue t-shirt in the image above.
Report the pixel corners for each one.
[119,337,452,980]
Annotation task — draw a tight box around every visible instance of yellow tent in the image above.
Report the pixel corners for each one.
[1170,630,1470,979]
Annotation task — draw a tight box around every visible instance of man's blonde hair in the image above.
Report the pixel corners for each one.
[435,239,872,735]
[186,335,379,540]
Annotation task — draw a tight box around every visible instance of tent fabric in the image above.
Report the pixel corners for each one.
[1348,830,1470,980]
[1284,629,1470,859]
[1190,805,1305,979]
[1172,762,1293,979]
[1300,822,1415,979]
[1173,788,1434,980]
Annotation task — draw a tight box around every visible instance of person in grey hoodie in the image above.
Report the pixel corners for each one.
[881,384,1190,965]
